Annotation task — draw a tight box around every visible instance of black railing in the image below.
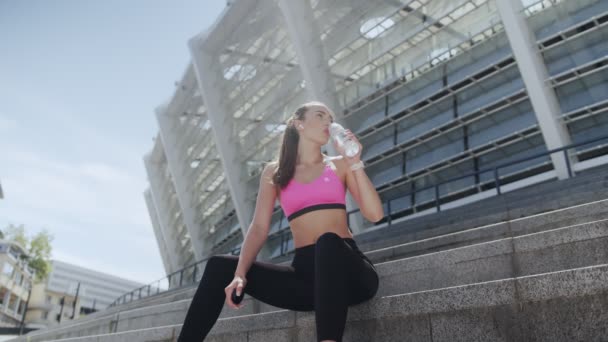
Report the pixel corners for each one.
[347,134,608,225]
[110,134,608,307]
[109,245,240,307]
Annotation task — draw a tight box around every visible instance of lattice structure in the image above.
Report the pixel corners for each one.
[145,0,608,276]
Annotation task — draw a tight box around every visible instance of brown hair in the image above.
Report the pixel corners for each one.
[270,101,331,191]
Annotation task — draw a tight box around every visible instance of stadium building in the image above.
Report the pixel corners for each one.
[145,0,608,281]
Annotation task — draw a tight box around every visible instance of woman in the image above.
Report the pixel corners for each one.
[177,101,384,342]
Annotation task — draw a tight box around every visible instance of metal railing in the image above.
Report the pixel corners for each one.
[347,134,608,226]
[110,134,608,307]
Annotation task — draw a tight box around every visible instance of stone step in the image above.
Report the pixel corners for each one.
[454,165,608,213]
[364,197,608,263]
[355,168,608,250]
[16,217,608,341]
[375,218,608,296]
[28,286,196,334]
[14,198,608,340]
[358,193,608,256]
[463,175,608,220]
[466,162,608,204]
[30,263,608,341]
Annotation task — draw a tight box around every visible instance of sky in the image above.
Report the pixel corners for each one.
[0,0,226,286]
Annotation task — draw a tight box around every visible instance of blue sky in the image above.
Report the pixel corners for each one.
[0,0,226,285]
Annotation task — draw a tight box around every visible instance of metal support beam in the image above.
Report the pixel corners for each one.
[496,0,576,180]
[278,0,365,233]
[144,189,175,275]
[156,107,207,261]
[188,38,255,246]
[143,153,187,271]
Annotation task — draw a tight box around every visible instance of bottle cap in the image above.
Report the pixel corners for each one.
[329,122,344,137]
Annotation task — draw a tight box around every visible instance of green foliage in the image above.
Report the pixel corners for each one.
[2,224,54,283]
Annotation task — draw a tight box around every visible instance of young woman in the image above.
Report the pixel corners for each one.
[177,101,384,342]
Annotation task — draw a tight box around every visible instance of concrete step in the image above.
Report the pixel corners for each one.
[99,217,608,333]
[118,172,608,315]
[28,286,197,334]
[364,198,608,263]
[430,173,606,227]
[12,198,608,340]
[458,165,608,213]
[465,175,608,219]
[15,217,608,341]
[355,167,608,250]
[375,218,608,296]
[358,193,608,256]
[28,263,608,341]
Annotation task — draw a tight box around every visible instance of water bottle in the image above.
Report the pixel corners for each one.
[329,122,360,158]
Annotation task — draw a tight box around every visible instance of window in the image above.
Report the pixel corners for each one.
[2,263,13,277]
[46,296,52,304]
[42,311,48,320]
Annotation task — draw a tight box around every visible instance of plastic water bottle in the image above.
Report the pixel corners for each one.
[329,122,359,158]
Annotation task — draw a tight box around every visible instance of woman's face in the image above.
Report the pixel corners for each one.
[297,104,335,145]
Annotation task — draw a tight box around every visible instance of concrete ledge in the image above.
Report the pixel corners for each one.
[376,218,608,295]
[30,264,608,341]
[17,218,608,341]
[364,198,608,263]
[13,199,608,342]
[355,171,608,252]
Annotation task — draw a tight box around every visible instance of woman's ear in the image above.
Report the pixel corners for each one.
[294,119,303,130]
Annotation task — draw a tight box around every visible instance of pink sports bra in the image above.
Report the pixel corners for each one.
[279,162,346,222]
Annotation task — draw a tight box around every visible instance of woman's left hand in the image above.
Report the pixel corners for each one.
[332,129,363,164]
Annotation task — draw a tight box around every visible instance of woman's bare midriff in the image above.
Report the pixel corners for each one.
[289,208,353,248]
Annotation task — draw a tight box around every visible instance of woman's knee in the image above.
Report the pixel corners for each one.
[204,255,238,275]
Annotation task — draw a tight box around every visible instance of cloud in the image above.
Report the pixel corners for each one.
[3,144,147,223]
[79,162,131,183]
[0,117,18,131]
[52,249,155,285]
[0,144,164,284]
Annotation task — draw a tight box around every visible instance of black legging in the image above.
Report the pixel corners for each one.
[177,232,379,341]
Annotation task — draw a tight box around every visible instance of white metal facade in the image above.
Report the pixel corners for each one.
[145,0,608,279]
[45,260,146,311]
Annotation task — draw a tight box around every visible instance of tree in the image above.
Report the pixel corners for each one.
[2,224,54,283]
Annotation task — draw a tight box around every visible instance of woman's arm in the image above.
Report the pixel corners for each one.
[341,159,384,222]
[233,162,277,278]
[333,130,384,223]
[234,225,267,278]
[345,162,384,222]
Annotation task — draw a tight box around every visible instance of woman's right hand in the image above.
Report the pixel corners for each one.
[224,275,247,309]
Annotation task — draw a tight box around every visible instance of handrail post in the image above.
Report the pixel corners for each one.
[192,264,198,283]
[387,200,392,228]
[179,269,184,287]
[435,184,440,212]
[494,167,501,195]
[563,149,573,178]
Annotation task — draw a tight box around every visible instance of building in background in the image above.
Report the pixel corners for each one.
[0,241,34,327]
[143,0,608,291]
[23,260,144,329]
[25,283,79,329]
